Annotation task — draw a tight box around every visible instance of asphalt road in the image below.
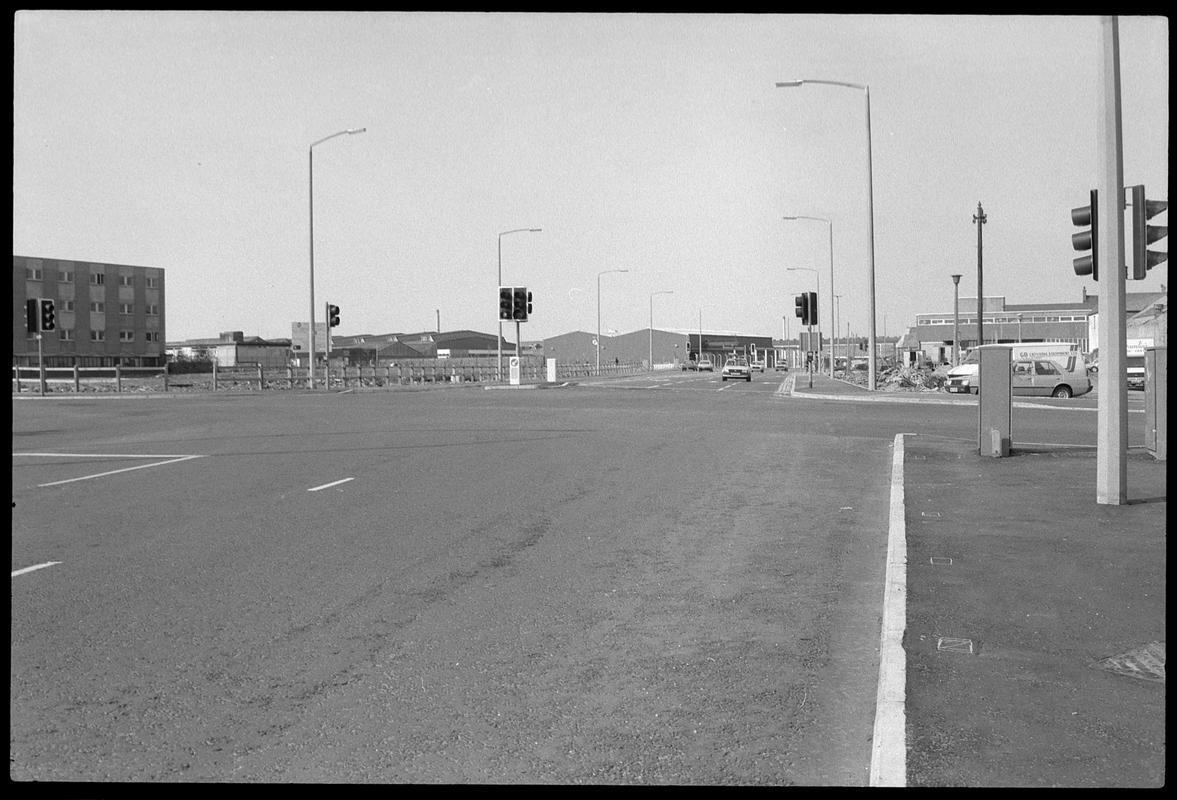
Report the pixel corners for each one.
[10,372,1148,784]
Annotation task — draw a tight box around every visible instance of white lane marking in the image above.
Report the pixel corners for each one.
[308,477,354,492]
[870,432,908,787]
[14,453,206,488]
[12,561,62,578]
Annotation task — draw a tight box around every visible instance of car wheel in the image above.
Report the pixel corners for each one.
[745,376,751,382]
[1052,385,1072,399]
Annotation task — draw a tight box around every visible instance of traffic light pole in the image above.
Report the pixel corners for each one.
[37,332,45,397]
[807,323,813,389]
[1096,15,1128,504]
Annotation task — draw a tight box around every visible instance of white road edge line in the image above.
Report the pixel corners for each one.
[308,477,354,492]
[12,561,62,578]
[24,454,206,488]
[870,432,909,787]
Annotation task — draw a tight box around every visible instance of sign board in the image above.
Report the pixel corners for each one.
[800,331,823,352]
[509,356,521,386]
[291,321,329,354]
[546,358,557,383]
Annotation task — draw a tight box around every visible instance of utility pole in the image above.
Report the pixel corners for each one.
[973,202,987,347]
[1096,15,1128,504]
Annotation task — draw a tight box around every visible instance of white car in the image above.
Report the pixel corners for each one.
[721,357,752,382]
[750,359,766,373]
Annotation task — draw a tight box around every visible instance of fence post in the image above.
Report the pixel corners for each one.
[74,361,81,392]
[116,359,122,393]
[212,360,218,391]
[162,361,169,392]
[257,365,264,389]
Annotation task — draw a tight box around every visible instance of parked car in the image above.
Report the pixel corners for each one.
[1010,358,1092,398]
[721,356,752,382]
[697,358,714,372]
[751,359,766,372]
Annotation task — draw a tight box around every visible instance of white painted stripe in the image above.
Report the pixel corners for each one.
[35,455,204,488]
[308,477,354,492]
[870,433,908,787]
[12,561,62,577]
[15,452,200,459]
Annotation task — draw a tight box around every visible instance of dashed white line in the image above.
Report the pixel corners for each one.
[308,477,354,492]
[12,561,61,578]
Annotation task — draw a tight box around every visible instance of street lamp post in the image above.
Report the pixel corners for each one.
[784,215,835,378]
[308,127,366,389]
[497,228,542,381]
[597,269,629,375]
[777,79,877,390]
[649,290,673,371]
[834,293,842,373]
[1017,313,1024,343]
[951,274,962,366]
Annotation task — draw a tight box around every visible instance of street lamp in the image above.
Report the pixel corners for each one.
[497,228,542,381]
[786,266,820,365]
[1017,312,1024,343]
[784,214,835,378]
[834,293,842,373]
[777,79,877,390]
[308,127,366,390]
[649,290,673,370]
[951,274,962,366]
[598,268,629,374]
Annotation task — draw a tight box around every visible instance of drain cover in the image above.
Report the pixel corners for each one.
[1093,641,1166,683]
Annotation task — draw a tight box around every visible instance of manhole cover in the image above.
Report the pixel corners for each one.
[1093,641,1165,683]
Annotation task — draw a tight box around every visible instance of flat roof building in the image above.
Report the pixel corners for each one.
[14,255,166,367]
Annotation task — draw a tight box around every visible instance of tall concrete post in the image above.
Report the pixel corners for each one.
[1096,15,1128,504]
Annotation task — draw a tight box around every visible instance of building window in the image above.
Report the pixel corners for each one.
[58,270,73,283]
[63,300,75,312]
[146,304,159,316]
[119,274,134,286]
[60,329,74,341]
[90,272,105,285]
[90,301,105,313]
[119,330,135,342]
[90,330,106,342]
[146,276,158,289]
[26,267,43,280]
[145,331,160,342]
[120,303,134,315]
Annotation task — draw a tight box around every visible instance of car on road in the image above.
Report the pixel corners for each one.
[697,358,714,372]
[721,356,752,382]
[1010,359,1092,398]
[751,359,766,372]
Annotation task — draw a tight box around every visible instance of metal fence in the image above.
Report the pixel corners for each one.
[13,356,646,394]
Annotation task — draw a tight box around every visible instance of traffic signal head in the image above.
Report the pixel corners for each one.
[807,292,818,326]
[526,290,533,316]
[1130,185,1168,280]
[26,298,38,333]
[512,287,528,321]
[795,294,806,321]
[40,299,56,331]
[1072,189,1098,280]
[499,286,513,320]
[328,304,341,327]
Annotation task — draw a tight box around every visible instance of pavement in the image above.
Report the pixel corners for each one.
[789,370,1167,787]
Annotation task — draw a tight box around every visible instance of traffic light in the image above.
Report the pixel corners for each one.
[795,294,807,322]
[806,292,818,326]
[1072,189,1098,280]
[512,287,529,321]
[26,298,38,333]
[1129,184,1167,280]
[40,299,56,331]
[526,290,533,317]
[328,304,341,327]
[499,286,513,320]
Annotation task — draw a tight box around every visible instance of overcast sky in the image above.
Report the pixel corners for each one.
[12,12,1170,343]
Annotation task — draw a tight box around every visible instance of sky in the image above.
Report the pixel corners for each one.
[12,12,1170,344]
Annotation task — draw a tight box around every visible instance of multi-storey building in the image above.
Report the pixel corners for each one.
[13,256,166,367]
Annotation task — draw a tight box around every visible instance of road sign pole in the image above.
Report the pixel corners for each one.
[38,332,45,397]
